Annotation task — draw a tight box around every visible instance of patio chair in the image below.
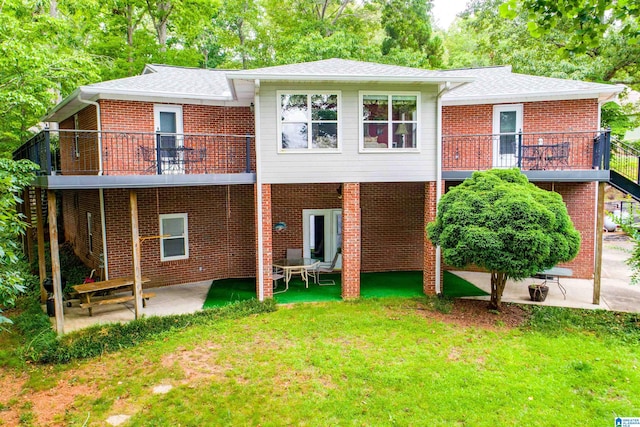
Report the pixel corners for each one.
[313,250,341,286]
[272,267,287,294]
[286,248,302,259]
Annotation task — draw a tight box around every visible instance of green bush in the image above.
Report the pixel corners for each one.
[14,297,277,364]
[30,241,93,294]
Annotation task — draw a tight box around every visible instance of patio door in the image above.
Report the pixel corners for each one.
[303,209,342,269]
[154,105,184,174]
[492,104,522,168]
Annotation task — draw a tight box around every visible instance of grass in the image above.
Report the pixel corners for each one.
[2,299,639,426]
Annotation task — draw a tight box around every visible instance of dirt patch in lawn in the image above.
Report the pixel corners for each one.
[0,371,98,427]
[426,298,531,330]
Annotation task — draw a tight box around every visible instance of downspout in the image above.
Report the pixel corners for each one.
[254,80,264,301]
[77,93,109,279]
[434,81,452,294]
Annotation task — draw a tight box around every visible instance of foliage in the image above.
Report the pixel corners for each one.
[0,0,99,156]
[13,296,276,363]
[501,0,640,53]
[526,305,640,344]
[427,168,581,309]
[610,208,640,285]
[0,159,39,324]
[447,0,640,90]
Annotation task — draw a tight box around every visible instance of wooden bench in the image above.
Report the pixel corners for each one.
[533,267,573,299]
[73,276,154,316]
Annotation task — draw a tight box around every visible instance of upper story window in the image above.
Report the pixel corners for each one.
[279,92,340,151]
[361,93,419,151]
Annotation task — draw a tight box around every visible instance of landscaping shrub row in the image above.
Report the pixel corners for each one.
[14,296,276,364]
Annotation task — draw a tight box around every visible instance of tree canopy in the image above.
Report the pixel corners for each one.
[0,158,39,324]
[427,168,581,309]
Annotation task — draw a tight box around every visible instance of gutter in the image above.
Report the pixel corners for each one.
[254,80,264,301]
[76,94,109,280]
[434,81,452,295]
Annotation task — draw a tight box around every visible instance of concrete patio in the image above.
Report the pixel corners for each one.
[54,234,640,334]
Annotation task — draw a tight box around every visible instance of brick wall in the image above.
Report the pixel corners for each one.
[423,182,438,294]
[59,105,99,175]
[537,182,596,278]
[360,182,424,272]
[443,99,600,170]
[98,100,255,175]
[258,184,273,299]
[103,185,255,287]
[342,183,361,299]
[270,184,342,260]
[61,189,103,273]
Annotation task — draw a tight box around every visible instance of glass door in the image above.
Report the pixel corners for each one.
[303,209,342,269]
[154,105,184,174]
[492,104,522,168]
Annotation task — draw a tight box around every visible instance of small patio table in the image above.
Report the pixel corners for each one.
[272,258,320,291]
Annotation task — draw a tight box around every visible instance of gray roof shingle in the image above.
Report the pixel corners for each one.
[441,66,621,104]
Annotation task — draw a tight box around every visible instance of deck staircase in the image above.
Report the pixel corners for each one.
[609,140,640,201]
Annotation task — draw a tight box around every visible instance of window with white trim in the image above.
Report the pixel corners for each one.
[159,213,189,261]
[361,93,419,149]
[279,92,340,150]
[87,212,93,254]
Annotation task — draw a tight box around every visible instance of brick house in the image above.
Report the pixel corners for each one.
[15,59,621,316]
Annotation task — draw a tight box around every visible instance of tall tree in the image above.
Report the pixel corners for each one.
[380,0,443,68]
[427,168,580,310]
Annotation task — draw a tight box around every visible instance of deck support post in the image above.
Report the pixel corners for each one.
[47,190,64,335]
[593,181,605,304]
[36,188,48,303]
[130,190,144,318]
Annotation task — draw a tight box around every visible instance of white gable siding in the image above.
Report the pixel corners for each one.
[258,82,438,184]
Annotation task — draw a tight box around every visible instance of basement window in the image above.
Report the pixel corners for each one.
[159,213,189,261]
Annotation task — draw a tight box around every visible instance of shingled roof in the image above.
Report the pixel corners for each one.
[441,66,621,104]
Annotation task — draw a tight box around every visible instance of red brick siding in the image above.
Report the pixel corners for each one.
[360,182,424,272]
[342,183,361,299]
[258,184,274,299]
[443,99,600,170]
[423,182,438,294]
[270,184,342,260]
[98,100,255,175]
[103,185,255,287]
[61,189,103,273]
[537,182,596,278]
[59,105,99,175]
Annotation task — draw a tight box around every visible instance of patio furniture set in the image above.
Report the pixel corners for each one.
[272,249,340,294]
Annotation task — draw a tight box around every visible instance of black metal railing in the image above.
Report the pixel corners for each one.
[13,129,255,176]
[609,139,640,184]
[442,130,611,172]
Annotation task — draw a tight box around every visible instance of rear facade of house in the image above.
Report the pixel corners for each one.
[15,59,620,301]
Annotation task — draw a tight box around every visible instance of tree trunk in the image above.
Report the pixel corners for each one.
[489,271,508,310]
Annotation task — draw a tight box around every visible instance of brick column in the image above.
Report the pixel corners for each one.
[256,184,274,299]
[423,181,438,295]
[341,183,361,299]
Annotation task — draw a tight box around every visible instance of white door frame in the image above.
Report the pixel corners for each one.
[492,104,522,167]
[153,104,184,174]
[302,208,342,269]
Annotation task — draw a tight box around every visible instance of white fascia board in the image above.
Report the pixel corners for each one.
[81,86,234,102]
[442,89,622,106]
[228,73,474,84]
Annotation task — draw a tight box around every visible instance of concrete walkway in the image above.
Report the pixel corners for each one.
[454,234,640,313]
[56,234,640,334]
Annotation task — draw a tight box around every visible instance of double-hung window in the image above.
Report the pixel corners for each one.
[279,92,340,150]
[159,213,189,261]
[361,93,419,150]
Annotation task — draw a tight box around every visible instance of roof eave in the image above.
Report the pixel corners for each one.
[227,73,474,84]
[442,88,622,106]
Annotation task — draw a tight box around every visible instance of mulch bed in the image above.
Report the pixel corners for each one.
[427,298,531,330]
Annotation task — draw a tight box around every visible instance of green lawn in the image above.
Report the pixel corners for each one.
[2,299,639,426]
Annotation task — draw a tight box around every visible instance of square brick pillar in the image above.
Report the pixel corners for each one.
[256,183,274,299]
[423,182,438,295]
[341,183,361,299]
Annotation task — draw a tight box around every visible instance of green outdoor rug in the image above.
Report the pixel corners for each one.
[203,270,488,308]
